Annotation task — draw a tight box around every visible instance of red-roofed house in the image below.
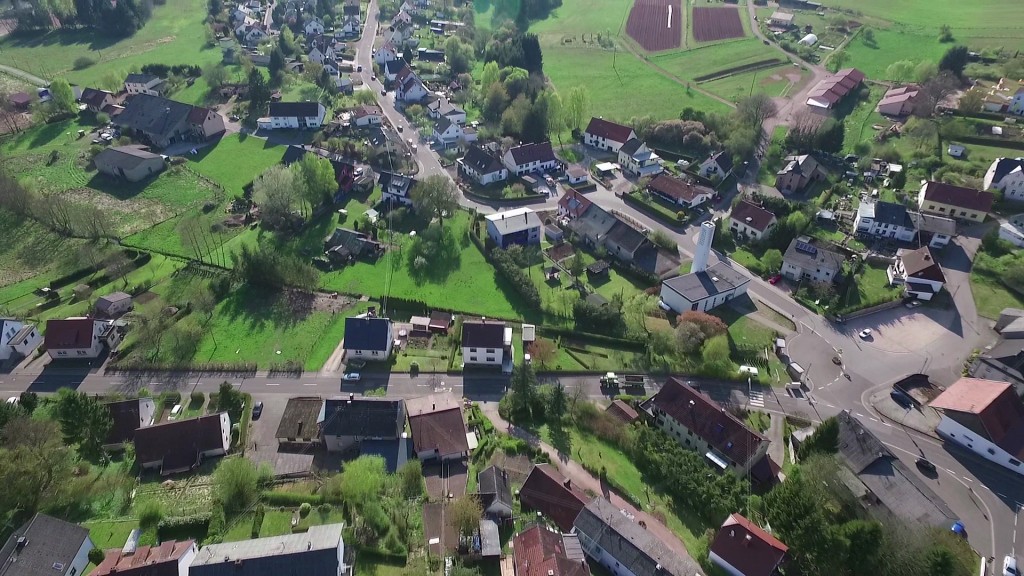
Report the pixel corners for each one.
[709,514,788,576]
[558,189,593,219]
[729,200,777,241]
[583,117,637,153]
[513,524,590,576]
[806,68,864,109]
[646,174,714,208]
[917,180,994,222]
[93,539,197,576]
[932,378,1024,475]
[877,85,920,116]
[519,464,589,531]
[44,318,123,359]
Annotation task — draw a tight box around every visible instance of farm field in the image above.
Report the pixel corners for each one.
[650,38,770,81]
[626,0,682,52]
[691,6,745,43]
[701,64,806,102]
[839,26,948,80]
[0,0,220,86]
[815,0,1024,41]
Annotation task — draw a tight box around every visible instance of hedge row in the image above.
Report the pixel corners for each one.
[954,136,1024,151]
[261,491,325,506]
[463,190,547,205]
[536,325,646,350]
[693,58,784,82]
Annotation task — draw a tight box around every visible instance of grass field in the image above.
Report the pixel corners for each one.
[652,38,774,81]
[840,85,886,153]
[0,208,89,290]
[816,0,1024,44]
[701,64,805,102]
[0,0,220,85]
[188,134,288,196]
[839,26,948,80]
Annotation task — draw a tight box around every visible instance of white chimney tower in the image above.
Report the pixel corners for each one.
[691,220,715,273]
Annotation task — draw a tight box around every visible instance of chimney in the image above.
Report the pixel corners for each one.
[563,478,571,489]
[349,393,354,401]
[432,403,436,411]
[691,220,715,274]
[308,542,312,550]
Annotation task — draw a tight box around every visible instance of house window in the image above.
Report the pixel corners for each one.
[470,348,477,353]
[486,357,495,362]
[1011,459,1021,467]
[470,356,478,362]
[938,206,945,211]
[987,448,996,455]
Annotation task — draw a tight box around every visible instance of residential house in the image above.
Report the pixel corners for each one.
[115,94,225,148]
[396,70,428,102]
[602,217,653,263]
[574,497,705,576]
[95,291,133,318]
[618,138,663,177]
[698,150,734,180]
[877,85,920,116]
[775,154,826,193]
[503,142,560,176]
[558,188,593,219]
[304,16,325,35]
[45,318,123,359]
[835,410,959,525]
[308,41,336,64]
[519,464,589,531]
[728,200,776,241]
[582,117,636,152]
[375,42,401,65]
[805,68,865,109]
[102,397,156,450]
[853,200,916,241]
[566,165,589,186]
[383,59,410,82]
[606,399,639,423]
[888,246,945,301]
[513,525,590,576]
[458,145,508,186]
[477,465,513,518]
[417,48,445,62]
[387,15,413,44]
[0,514,94,576]
[485,207,542,248]
[1000,214,1024,248]
[94,146,165,182]
[353,104,383,126]
[135,413,231,475]
[190,524,350,576]
[646,173,713,208]
[324,227,383,263]
[93,540,196,576]
[918,180,994,222]
[641,377,770,477]
[343,316,394,360]
[781,236,844,283]
[319,397,405,451]
[433,116,471,148]
[562,200,654,265]
[0,319,41,360]
[241,23,269,45]
[378,170,417,207]
[7,92,31,110]
[768,10,794,27]
[406,394,470,461]
[709,514,788,576]
[426,98,466,124]
[124,73,166,96]
[984,157,1024,202]
[80,87,115,113]
[343,0,360,17]
[337,15,361,36]
[908,211,956,249]
[461,319,512,369]
[260,101,327,130]
[276,397,325,445]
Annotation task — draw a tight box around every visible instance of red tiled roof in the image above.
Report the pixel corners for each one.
[93,540,195,576]
[606,399,639,423]
[932,378,1024,460]
[647,174,712,203]
[519,464,589,531]
[650,378,767,469]
[710,514,787,576]
[921,181,995,213]
[730,200,777,232]
[187,106,212,124]
[558,189,593,218]
[513,525,590,576]
[44,318,95,350]
[898,247,945,283]
[584,117,635,145]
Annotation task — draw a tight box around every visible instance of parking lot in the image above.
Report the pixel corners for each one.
[841,303,958,355]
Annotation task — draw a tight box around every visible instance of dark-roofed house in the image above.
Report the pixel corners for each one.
[583,117,637,152]
[984,157,1024,202]
[503,142,560,177]
[260,101,327,130]
[642,378,770,476]
[853,200,916,241]
[461,319,511,368]
[513,524,590,576]
[406,394,469,461]
[908,211,956,249]
[276,397,324,444]
[80,87,115,112]
[917,180,994,222]
[343,316,394,360]
[698,150,734,180]
[775,154,826,193]
[45,318,120,359]
[932,378,1024,476]
[728,200,777,241]
[647,174,713,208]
[94,146,166,182]
[429,311,452,333]
[606,399,639,423]
[378,170,417,207]
[103,397,156,450]
[781,236,845,284]
[574,497,704,576]
[660,262,749,314]
[477,465,513,518]
[324,227,383,263]
[458,145,508,186]
[617,139,663,177]
[94,291,133,317]
[93,540,196,576]
[709,514,787,576]
[115,94,225,148]
[835,410,959,525]
[971,337,1024,397]
[888,246,944,301]
[519,464,589,531]
[190,524,349,576]
[603,219,654,263]
[0,513,94,576]
[134,413,231,475]
[486,207,542,248]
[558,189,593,219]
[319,397,405,452]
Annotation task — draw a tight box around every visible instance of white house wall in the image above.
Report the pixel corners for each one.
[463,346,502,365]
[936,416,1024,475]
[67,536,95,576]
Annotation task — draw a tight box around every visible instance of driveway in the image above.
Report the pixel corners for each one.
[245,394,315,477]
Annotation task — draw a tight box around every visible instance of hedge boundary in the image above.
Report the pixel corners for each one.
[693,58,784,83]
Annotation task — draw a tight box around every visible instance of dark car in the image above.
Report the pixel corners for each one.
[915,457,937,475]
[890,390,913,409]
[252,401,264,420]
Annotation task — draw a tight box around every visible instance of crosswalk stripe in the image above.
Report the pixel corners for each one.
[749,389,765,407]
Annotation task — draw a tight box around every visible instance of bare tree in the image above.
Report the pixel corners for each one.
[41,195,76,236]
[736,93,777,130]
[913,71,959,117]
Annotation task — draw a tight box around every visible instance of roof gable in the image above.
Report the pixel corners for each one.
[133,414,227,470]
[922,181,994,213]
[647,174,711,203]
[584,117,635,144]
[729,200,776,232]
[44,318,96,350]
[0,514,91,576]
[321,398,404,438]
[508,142,556,166]
[343,317,391,351]
[269,101,323,118]
[462,146,504,174]
[710,514,787,576]
[461,321,505,348]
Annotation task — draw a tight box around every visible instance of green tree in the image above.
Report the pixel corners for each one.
[675,321,705,353]
[958,89,983,113]
[939,45,969,77]
[339,455,386,506]
[253,164,299,228]
[479,61,500,96]
[797,416,838,459]
[914,60,939,84]
[509,363,538,416]
[924,546,956,575]
[216,381,245,421]
[88,548,106,565]
[247,68,271,119]
[213,456,259,512]
[482,82,509,123]
[48,79,77,116]
[410,175,459,227]
[398,460,423,498]
[278,26,298,56]
[885,60,915,83]
[448,495,483,537]
[295,153,336,212]
[0,417,74,514]
[564,85,590,133]
[938,24,954,43]
[762,249,783,273]
[549,383,568,421]
[54,388,112,459]
[0,401,23,433]
[17,392,38,414]
[701,334,732,375]
[269,47,286,79]
[203,63,228,90]
[541,90,565,145]
[827,50,849,73]
[762,470,847,574]
[839,520,884,575]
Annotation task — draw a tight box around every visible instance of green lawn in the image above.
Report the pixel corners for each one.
[85,519,139,549]
[187,134,288,196]
[527,0,630,42]
[0,0,221,85]
[843,263,901,310]
[840,85,886,153]
[815,0,1024,46]
[701,64,806,103]
[651,39,775,81]
[972,252,1024,320]
[839,26,948,80]
[0,208,89,291]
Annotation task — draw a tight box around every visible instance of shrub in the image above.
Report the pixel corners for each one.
[299,502,312,517]
[650,229,678,252]
[88,548,106,565]
[489,248,541,309]
[190,391,205,404]
[73,56,96,69]
[137,500,164,528]
[96,112,110,125]
[261,491,325,506]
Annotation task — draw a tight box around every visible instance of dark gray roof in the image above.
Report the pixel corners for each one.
[618,138,644,156]
[662,261,750,303]
[0,513,91,576]
[343,316,391,352]
[378,170,415,196]
[276,397,324,441]
[384,59,408,75]
[508,142,557,166]
[573,498,702,576]
[190,524,344,576]
[115,94,193,141]
[908,211,956,236]
[783,238,844,273]
[871,201,912,227]
[706,150,733,173]
[125,73,160,85]
[104,397,145,446]
[95,146,162,171]
[461,146,504,174]
[434,115,455,135]
[462,320,505,348]
[478,465,513,514]
[604,221,648,254]
[990,158,1024,184]
[269,101,322,118]
[359,438,412,472]
[320,398,404,438]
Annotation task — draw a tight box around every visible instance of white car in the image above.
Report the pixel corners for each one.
[858,328,872,339]
[342,372,361,382]
[1005,555,1019,576]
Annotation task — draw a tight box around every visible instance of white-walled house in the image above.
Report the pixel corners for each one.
[932,378,1024,476]
[373,41,400,64]
[379,171,416,207]
[728,200,776,241]
[698,151,734,180]
[191,524,349,576]
[0,319,41,360]
[617,139,663,177]
[485,207,541,248]
[343,316,394,360]
[503,142,560,176]
[709,514,788,576]
[259,102,327,130]
[304,16,325,35]
[458,146,508,186]
[781,237,844,284]
[461,320,511,368]
[984,158,1024,202]
[45,318,123,359]
[853,200,916,241]
[1000,214,1024,248]
[583,117,637,152]
[888,246,944,301]
[124,73,166,96]
[0,514,94,576]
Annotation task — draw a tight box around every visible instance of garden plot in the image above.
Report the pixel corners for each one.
[692,6,745,42]
[626,0,683,51]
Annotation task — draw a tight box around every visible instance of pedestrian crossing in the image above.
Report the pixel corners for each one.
[749,388,765,408]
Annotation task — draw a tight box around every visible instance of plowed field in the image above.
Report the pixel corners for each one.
[692,6,744,42]
[626,0,682,51]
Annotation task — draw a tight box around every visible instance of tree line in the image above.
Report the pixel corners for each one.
[14,0,155,35]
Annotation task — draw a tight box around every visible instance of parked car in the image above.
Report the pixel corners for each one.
[915,457,936,475]
[951,521,967,539]
[768,274,781,285]
[890,390,913,409]
[343,372,361,382]
[859,328,873,339]
[904,300,922,309]
[397,124,403,132]
[252,401,264,420]
[356,65,363,72]
[1004,555,1019,576]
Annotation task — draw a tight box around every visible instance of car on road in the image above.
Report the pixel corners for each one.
[768,274,781,285]
[915,457,936,475]
[1004,555,1019,576]
[858,328,872,339]
[343,372,361,382]
[252,401,264,420]
[356,65,363,72]
[951,521,967,539]
[371,75,376,81]
[904,300,922,309]
[397,124,403,132]
[381,89,387,96]
[890,390,914,409]
[229,114,240,121]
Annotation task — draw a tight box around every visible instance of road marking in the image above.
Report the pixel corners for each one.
[855,412,866,418]
[824,402,835,408]
[963,476,974,482]
[869,417,879,423]
[748,389,765,407]
[266,383,280,386]
[945,468,957,474]
[304,382,317,386]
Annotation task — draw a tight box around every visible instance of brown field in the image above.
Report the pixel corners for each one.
[626,0,682,52]
[692,6,744,42]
